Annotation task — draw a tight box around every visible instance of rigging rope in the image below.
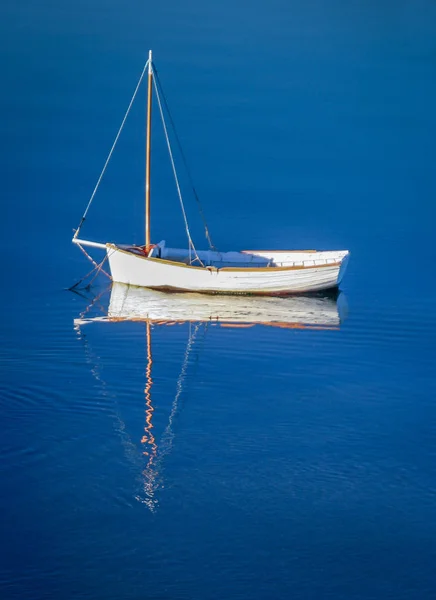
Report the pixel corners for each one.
[152,72,204,266]
[153,65,216,251]
[68,246,112,289]
[74,58,150,238]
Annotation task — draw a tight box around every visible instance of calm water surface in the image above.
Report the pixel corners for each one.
[1,1,436,598]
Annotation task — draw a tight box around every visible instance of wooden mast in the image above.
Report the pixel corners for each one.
[145,50,153,249]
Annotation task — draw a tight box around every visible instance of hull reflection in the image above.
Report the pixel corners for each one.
[75,282,347,329]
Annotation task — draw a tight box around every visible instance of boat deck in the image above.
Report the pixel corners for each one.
[138,243,346,270]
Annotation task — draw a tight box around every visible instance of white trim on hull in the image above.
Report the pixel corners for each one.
[106,244,349,295]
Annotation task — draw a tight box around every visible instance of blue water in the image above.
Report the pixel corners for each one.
[1,1,436,598]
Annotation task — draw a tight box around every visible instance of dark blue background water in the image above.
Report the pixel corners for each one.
[1,1,436,598]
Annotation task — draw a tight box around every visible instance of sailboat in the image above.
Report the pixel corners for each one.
[72,51,349,295]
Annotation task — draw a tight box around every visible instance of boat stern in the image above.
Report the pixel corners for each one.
[337,251,350,285]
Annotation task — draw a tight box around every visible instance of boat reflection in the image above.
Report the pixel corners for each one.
[74,284,347,510]
[76,282,347,330]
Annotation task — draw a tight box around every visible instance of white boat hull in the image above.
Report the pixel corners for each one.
[106,244,349,295]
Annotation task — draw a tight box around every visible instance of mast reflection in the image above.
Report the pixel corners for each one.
[139,320,158,509]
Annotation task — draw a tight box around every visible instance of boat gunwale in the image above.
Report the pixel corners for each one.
[107,244,343,273]
[241,249,317,254]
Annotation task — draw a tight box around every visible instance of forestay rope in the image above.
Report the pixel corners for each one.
[73,58,150,239]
